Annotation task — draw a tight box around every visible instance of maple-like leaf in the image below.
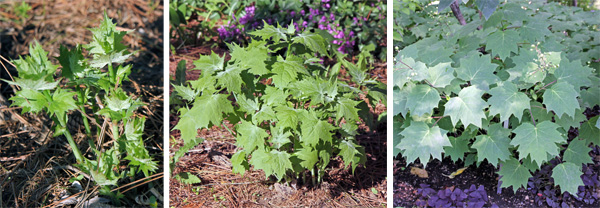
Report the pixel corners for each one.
[172,84,198,101]
[498,158,532,193]
[398,122,451,167]
[86,12,128,54]
[275,106,300,130]
[234,93,259,114]
[563,139,593,166]
[471,123,512,166]
[9,89,47,113]
[394,57,428,88]
[426,62,455,88]
[268,126,292,149]
[189,75,216,93]
[292,32,328,55]
[488,82,530,122]
[229,43,269,75]
[193,51,224,76]
[174,172,202,185]
[486,29,520,60]
[295,78,337,104]
[393,84,411,117]
[519,19,552,43]
[553,58,592,91]
[405,84,440,117]
[542,82,580,119]
[295,147,318,170]
[336,97,361,122]
[510,121,565,165]
[12,41,58,79]
[444,86,488,128]
[261,86,288,107]
[579,116,599,146]
[508,49,547,84]
[4,78,59,91]
[216,64,244,93]
[338,139,365,173]
[552,162,584,195]
[443,135,471,163]
[250,149,293,181]
[418,45,453,67]
[455,54,499,90]
[554,108,586,130]
[173,93,233,143]
[89,50,132,68]
[57,45,87,80]
[249,23,288,42]
[475,0,499,20]
[231,150,249,175]
[271,55,308,88]
[236,121,269,151]
[254,105,277,124]
[48,88,78,115]
[580,85,600,108]
[301,119,336,147]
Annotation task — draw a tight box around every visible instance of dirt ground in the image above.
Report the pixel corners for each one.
[168,21,388,206]
[0,0,163,207]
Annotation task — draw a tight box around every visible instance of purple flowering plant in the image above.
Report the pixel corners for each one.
[217,0,386,59]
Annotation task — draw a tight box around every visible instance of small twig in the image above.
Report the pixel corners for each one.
[433,116,447,127]
[118,173,163,194]
[222,121,236,136]
[192,181,261,188]
[110,172,163,193]
[0,55,19,91]
[397,60,437,89]
[0,130,31,138]
[0,106,22,111]
[535,80,557,94]
[531,105,546,110]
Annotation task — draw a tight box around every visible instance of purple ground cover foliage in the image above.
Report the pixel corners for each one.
[416,184,494,208]
[217,0,385,55]
[527,145,600,207]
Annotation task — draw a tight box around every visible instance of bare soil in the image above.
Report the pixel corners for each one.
[0,1,164,207]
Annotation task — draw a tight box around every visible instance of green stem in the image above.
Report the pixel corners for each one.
[112,121,120,144]
[311,167,316,186]
[76,86,91,135]
[108,63,115,84]
[286,41,292,58]
[63,128,84,163]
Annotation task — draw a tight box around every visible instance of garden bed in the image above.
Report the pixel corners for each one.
[0,1,164,207]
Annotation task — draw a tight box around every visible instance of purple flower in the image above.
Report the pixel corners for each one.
[290,11,296,16]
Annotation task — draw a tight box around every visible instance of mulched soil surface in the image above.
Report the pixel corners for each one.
[0,1,163,207]
[169,22,387,207]
[393,105,600,207]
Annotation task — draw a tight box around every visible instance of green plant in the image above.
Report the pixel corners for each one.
[172,23,385,184]
[394,0,599,197]
[3,13,158,196]
[13,1,31,23]
[170,0,237,47]
[217,0,387,60]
